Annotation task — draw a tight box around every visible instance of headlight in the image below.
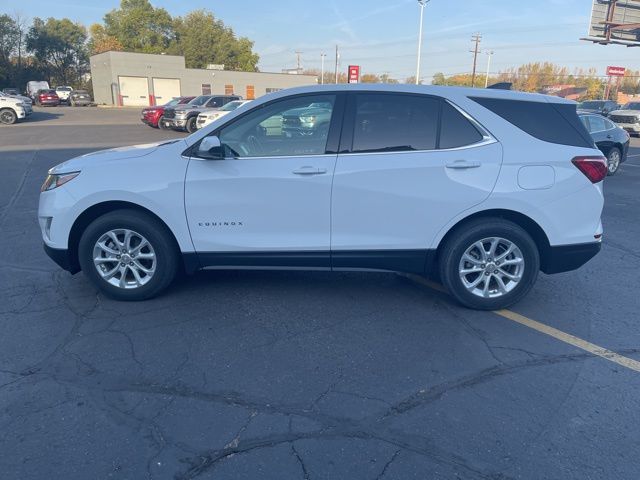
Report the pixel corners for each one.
[16,102,24,107]
[300,115,317,124]
[41,172,80,192]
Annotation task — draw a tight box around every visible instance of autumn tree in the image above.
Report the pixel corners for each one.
[88,24,124,55]
[103,0,174,53]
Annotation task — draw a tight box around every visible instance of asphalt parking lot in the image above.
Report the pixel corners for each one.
[1,106,640,480]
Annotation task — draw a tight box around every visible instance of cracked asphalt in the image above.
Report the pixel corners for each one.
[1,106,640,480]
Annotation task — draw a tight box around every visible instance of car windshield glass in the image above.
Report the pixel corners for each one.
[190,96,210,106]
[580,101,603,109]
[623,102,640,110]
[164,99,180,107]
[221,101,243,111]
[57,87,71,91]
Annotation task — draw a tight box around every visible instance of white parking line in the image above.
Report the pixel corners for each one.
[406,275,640,373]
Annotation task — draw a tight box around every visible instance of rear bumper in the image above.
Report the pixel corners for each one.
[43,244,80,274]
[541,242,601,274]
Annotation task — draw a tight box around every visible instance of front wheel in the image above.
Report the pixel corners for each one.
[606,147,621,176]
[78,210,179,301]
[158,115,168,129]
[0,108,17,125]
[185,117,197,133]
[439,219,540,310]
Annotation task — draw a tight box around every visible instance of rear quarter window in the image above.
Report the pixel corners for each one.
[470,97,593,148]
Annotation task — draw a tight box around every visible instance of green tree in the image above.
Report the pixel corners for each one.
[26,17,88,85]
[171,10,259,71]
[104,0,174,54]
[0,14,20,85]
[88,24,124,55]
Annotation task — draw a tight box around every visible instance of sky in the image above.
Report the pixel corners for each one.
[2,0,640,82]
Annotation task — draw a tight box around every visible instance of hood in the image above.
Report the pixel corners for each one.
[51,140,184,173]
[610,109,640,116]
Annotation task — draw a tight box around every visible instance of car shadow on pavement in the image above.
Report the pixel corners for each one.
[24,111,65,123]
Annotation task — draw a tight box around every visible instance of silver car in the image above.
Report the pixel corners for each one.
[609,101,640,136]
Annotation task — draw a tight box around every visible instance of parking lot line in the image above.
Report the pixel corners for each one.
[406,275,640,373]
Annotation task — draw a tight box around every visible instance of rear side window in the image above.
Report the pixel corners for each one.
[470,97,593,148]
[351,94,439,153]
[440,102,484,149]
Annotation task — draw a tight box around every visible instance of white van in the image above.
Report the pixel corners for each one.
[26,81,50,100]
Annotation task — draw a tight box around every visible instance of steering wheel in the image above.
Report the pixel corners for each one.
[245,134,264,156]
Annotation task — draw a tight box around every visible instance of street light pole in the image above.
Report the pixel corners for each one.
[320,53,326,84]
[415,0,430,85]
[484,50,494,88]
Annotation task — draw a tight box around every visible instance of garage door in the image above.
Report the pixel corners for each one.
[118,76,149,106]
[152,78,181,105]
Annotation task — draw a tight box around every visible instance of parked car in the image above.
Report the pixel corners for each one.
[0,91,31,124]
[164,95,241,133]
[38,85,606,310]
[196,100,252,129]
[141,96,195,129]
[26,81,50,100]
[69,90,92,107]
[578,100,618,117]
[35,89,60,106]
[55,86,73,104]
[1,89,34,109]
[579,112,629,176]
[2,88,19,96]
[282,101,333,137]
[608,102,640,136]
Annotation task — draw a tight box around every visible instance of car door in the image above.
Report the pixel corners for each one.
[585,115,611,152]
[184,93,344,268]
[331,92,502,271]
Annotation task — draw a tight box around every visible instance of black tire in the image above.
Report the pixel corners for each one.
[0,108,17,125]
[185,116,197,133]
[78,209,179,301]
[606,147,621,176]
[158,115,168,129]
[439,218,540,310]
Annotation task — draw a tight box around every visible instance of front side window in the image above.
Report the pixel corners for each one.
[351,94,439,153]
[217,95,336,158]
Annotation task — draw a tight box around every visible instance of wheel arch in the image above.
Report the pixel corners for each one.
[433,209,552,274]
[68,200,190,274]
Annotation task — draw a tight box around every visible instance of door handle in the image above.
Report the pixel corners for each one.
[607,135,613,139]
[292,166,327,175]
[446,160,481,169]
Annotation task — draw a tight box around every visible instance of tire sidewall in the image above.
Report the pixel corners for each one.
[158,115,167,129]
[606,147,621,176]
[186,117,197,133]
[78,210,178,301]
[440,220,540,310]
[0,109,17,125]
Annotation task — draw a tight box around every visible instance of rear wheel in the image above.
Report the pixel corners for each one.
[606,147,621,176]
[186,116,197,133]
[439,219,540,310]
[158,115,168,129]
[0,108,17,125]
[78,210,179,301]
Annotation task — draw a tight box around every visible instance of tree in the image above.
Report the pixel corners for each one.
[88,24,124,55]
[360,73,380,83]
[170,10,258,71]
[104,0,174,54]
[379,73,399,84]
[0,14,19,85]
[26,17,88,85]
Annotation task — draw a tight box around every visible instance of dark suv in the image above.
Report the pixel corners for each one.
[164,95,241,133]
[578,100,618,117]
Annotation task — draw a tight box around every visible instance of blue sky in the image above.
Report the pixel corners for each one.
[2,0,639,82]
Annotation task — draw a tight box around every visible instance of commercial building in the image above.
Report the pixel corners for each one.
[89,51,318,106]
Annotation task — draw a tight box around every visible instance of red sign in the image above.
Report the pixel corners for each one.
[348,65,360,84]
[607,66,626,77]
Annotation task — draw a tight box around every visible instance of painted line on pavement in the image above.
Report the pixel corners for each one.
[405,274,640,373]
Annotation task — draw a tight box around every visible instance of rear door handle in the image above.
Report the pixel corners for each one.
[293,166,327,175]
[446,160,481,169]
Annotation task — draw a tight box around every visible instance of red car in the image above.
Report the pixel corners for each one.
[36,89,60,106]
[141,96,195,129]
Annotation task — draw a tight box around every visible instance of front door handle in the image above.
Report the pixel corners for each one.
[446,160,481,169]
[293,166,327,175]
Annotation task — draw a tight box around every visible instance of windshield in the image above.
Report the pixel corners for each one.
[221,101,244,111]
[623,102,640,110]
[57,87,72,91]
[190,96,211,106]
[580,101,603,109]
[163,98,180,107]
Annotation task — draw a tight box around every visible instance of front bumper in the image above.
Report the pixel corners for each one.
[43,244,80,274]
[617,122,640,133]
[541,242,601,274]
[170,117,188,130]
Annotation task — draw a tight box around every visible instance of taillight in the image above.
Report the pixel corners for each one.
[571,156,607,183]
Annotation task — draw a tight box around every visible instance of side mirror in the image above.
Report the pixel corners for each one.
[197,136,223,159]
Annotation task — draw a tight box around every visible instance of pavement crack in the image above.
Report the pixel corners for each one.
[375,449,401,480]
[291,443,311,479]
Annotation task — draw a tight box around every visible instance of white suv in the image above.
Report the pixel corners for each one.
[38,85,606,310]
[0,91,31,124]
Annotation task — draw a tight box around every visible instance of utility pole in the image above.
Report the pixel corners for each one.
[320,53,326,84]
[470,33,482,88]
[415,0,430,85]
[484,50,494,88]
[295,51,303,74]
[334,45,340,84]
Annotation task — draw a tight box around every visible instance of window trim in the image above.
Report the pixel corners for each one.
[582,114,614,134]
[339,91,496,156]
[188,92,347,160]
